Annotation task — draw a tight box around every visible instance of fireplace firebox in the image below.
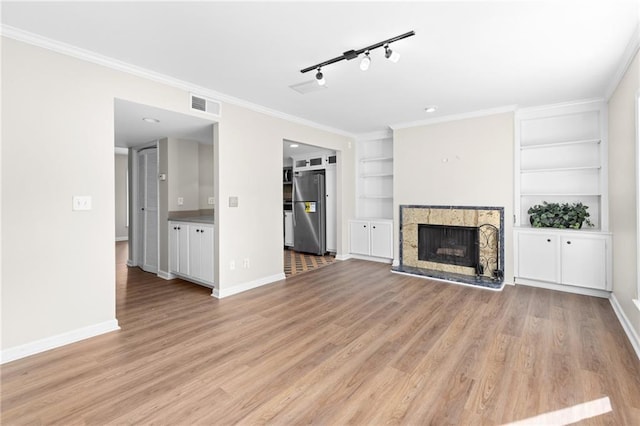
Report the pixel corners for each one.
[418,224,478,268]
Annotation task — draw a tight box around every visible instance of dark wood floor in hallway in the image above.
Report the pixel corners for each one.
[1,242,639,424]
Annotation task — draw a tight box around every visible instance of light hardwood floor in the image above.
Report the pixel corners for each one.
[1,242,639,424]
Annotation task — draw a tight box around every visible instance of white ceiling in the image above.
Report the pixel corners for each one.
[114,99,214,147]
[2,1,639,136]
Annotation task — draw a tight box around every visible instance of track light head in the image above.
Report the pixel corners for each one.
[315,68,326,86]
[360,51,371,71]
[385,44,400,63]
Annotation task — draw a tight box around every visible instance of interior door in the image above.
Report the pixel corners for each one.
[137,147,158,273]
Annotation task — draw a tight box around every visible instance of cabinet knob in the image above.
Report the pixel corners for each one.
[201,229,205,233]
[363,225,367,228]
[373,226,376,229]
[566,241,571,244]
[547,239,551,242]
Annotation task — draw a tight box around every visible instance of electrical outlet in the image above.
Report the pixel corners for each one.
[72,196,92,211]
[208,197,215,205]
[177,197,184,206]
[230,260,235,270]
[243,258,250,269]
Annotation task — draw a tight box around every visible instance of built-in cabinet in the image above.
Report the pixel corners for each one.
[515,229,611,291]
[349,219,393,260]
[169,220,214,287]
[350,135,394,261]
[514,100,611,295]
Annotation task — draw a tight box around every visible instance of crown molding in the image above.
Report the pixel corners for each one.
[355,129,393,141]
[515,97,605,115]
[0,25,355,139]
[390,105,517,130]
[605,23,640,101]
[114,147,128,155]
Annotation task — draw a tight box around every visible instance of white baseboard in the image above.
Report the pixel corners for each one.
[348,254,393,264]
[157,270,175,280]
[609,293,640,360]
[115,236,128,242]
[213,273,286,299]
[335,254,351,261]
[126,260,135,267]
[0,319,120,364]
[515,278,611,298]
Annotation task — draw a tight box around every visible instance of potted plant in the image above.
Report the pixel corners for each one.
[528,201,594,229]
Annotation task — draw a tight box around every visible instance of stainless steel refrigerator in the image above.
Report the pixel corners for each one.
[293,170,326,255]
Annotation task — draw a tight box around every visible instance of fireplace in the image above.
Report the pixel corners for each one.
[418,224,478,268]
[393,205,504,289]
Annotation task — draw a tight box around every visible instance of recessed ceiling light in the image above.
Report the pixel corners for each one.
[290,144,299,148]
[142,117,160,123]
[424,106,438,113]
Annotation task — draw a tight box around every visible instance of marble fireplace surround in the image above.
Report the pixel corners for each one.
[392,205,505,289]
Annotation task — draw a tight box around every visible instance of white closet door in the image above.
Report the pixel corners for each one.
[137,148,158,273]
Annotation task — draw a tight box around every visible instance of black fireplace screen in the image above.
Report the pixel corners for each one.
[418,224,478,268]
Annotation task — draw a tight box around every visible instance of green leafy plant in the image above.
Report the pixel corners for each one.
[528,201,594,229]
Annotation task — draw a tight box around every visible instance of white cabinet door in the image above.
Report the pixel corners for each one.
[198,226,215,284]
[561,236,606,289]
[370,221,393,258]
[189,226,202,280]
[169,222,189,275]
[517,232,559,282]
[349,220,370,255]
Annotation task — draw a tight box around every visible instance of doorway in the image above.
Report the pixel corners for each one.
[136,145,159,273]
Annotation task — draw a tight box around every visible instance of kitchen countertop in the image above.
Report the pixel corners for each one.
[168,215,214,224]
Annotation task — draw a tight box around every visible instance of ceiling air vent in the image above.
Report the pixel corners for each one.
[190,93,221,117]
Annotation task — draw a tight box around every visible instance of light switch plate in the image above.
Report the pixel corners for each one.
[72,196,92,211]
[229,196,238,207]
[177,197,184,206]
[208,197,215,205]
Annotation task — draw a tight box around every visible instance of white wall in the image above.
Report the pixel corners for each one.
[215,103,354,296]
[393,112,515,284]
[114,153,128,240]
[198,143,214,210]
[167,138,200,211]
[608,50,640,342]
[0,37,354,356]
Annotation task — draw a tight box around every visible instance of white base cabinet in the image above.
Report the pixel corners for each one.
[349,219,393,260]
[169,221,215,287]
[515,228,611,292]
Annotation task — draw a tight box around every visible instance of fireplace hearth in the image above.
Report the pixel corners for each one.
[392,205,504,289]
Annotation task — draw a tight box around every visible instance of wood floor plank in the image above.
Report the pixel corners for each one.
[1,242,639,424]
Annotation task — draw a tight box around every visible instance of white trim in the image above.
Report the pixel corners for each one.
[391,269,505,292]
[605,24,640,100]
[636,92,640,314]
[633,299,640,312]
[0,320,120,364]
[114,146,128,155]
[0,25,354,139]
[349,253,393,264]
[212,273,286,299]
[334,254,351,261]
[515,97,605,116]
[609,293,640,360]
[115,236,128,242]
[157,270,176,280]
[355,129,393,141]
[126,259,135,267]
[390,105,517,130]
[515,278,611,298]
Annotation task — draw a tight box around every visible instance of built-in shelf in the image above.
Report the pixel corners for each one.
[521,166,601,174]
[515,101,608,231]
[357,136,394,219]
[360,156,393,163]
[520,138,601,150]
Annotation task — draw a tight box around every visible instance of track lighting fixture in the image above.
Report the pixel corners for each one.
[315,68,326,86]
[300,30,415,80]
[384,44,400,63]
[360,51,371,71]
